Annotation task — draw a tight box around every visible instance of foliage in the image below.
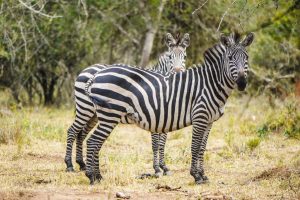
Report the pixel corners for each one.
[0,0,299,105]
[246,137,261,151]
[256,98,300,139]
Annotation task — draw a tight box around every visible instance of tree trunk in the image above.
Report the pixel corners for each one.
[35,69,58,106]
[140,29,156,67]
[139,0,166,68]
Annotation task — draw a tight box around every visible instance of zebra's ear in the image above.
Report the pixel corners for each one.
[220,33,231,47]
[165,33,176,48]
[242,32,254,47]
[180,33,190,48]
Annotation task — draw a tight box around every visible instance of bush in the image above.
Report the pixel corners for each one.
[256,98,300,139]
[246,137,261,151]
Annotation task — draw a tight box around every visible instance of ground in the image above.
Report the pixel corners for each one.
[0,95,299,200]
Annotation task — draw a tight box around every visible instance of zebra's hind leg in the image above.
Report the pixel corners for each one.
[158,133,171,176]
[65,116,87,172]
[85,121,118,185]
[93,144,102,182]
[151,133,162,177]
[75,114,98,171]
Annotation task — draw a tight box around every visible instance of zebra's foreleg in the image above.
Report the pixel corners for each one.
[151,133,162,177]
[190,122,208,184]
[75,114,98,171]
[197,123,212,182]
[158,133,170,175]
[85,121,117,185]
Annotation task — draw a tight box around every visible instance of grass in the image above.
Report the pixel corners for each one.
[0,94,300,199]
[246,137,261,151]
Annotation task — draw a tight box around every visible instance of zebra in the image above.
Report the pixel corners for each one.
[64,33,190,173]
[84,32,254,185]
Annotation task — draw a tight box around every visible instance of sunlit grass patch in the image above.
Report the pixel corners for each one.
[0,95,300,199]
[246,137,261,151]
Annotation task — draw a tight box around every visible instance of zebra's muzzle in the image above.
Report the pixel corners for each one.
[236,76,247,91]
[174,67,185,73]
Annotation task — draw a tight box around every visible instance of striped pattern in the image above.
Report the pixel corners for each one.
[84,32,254,184]
[64,33,190,173]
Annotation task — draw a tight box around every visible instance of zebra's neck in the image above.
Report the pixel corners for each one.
[151,53,169,73]
[201,43,235,101]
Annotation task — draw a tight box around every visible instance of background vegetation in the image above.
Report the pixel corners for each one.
[0,0,299,199]
[0,0,299,105]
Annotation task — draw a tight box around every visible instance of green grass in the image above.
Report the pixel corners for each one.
[246,137,261,151]
[0,95,299,199]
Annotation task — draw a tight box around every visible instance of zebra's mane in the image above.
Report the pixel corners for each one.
[112,63,171,77]
[203,43,225,61]
[203,32,242,59]
[145,51,169,69]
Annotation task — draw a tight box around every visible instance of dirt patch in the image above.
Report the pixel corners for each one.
[1,190,190,200]
[200,191,233,200]
[26,152,63,162]
[252,166,299,181]
[0,191,35,200]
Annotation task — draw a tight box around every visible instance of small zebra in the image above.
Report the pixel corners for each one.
[65,33,190,173]
[85,32,254,185]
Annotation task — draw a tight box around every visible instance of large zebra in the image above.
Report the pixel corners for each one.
[65,33,190,173]
[84,32,254,185]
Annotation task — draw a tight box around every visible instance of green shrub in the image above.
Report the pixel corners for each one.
[257,124,269,138]
[256,99,300,139]
[246,137,261,151]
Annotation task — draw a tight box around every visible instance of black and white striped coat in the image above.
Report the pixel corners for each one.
[64,33,190,174]
[85,32,254,185]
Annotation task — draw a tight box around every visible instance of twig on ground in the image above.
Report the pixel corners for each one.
[18,0,62,19]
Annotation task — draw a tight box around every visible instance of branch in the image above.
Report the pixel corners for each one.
[192,0,209,15]
[95,9,139,46]
[249,68,272,83]
[216,0,237,32]
[250,1,300,32]
[249,68,295,84]
[18,21,28,62]
[18,0,62,19]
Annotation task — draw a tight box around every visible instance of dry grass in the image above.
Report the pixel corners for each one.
[0,95,299,199]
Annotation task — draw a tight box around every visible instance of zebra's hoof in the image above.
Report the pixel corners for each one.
[154,172,163,178]
[95,173,103,182]
[76,160,86,171]
[202,175,209,181]
[195,178,208,185]
[86,171,95,185]
[163,170,172,176]
[66,167,75,172]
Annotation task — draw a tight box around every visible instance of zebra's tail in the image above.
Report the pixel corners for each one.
[85,72,111,109]
[84,72,99,96]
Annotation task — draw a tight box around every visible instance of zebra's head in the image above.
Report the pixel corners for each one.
[164,33,190,73]
[220,32,254,91]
